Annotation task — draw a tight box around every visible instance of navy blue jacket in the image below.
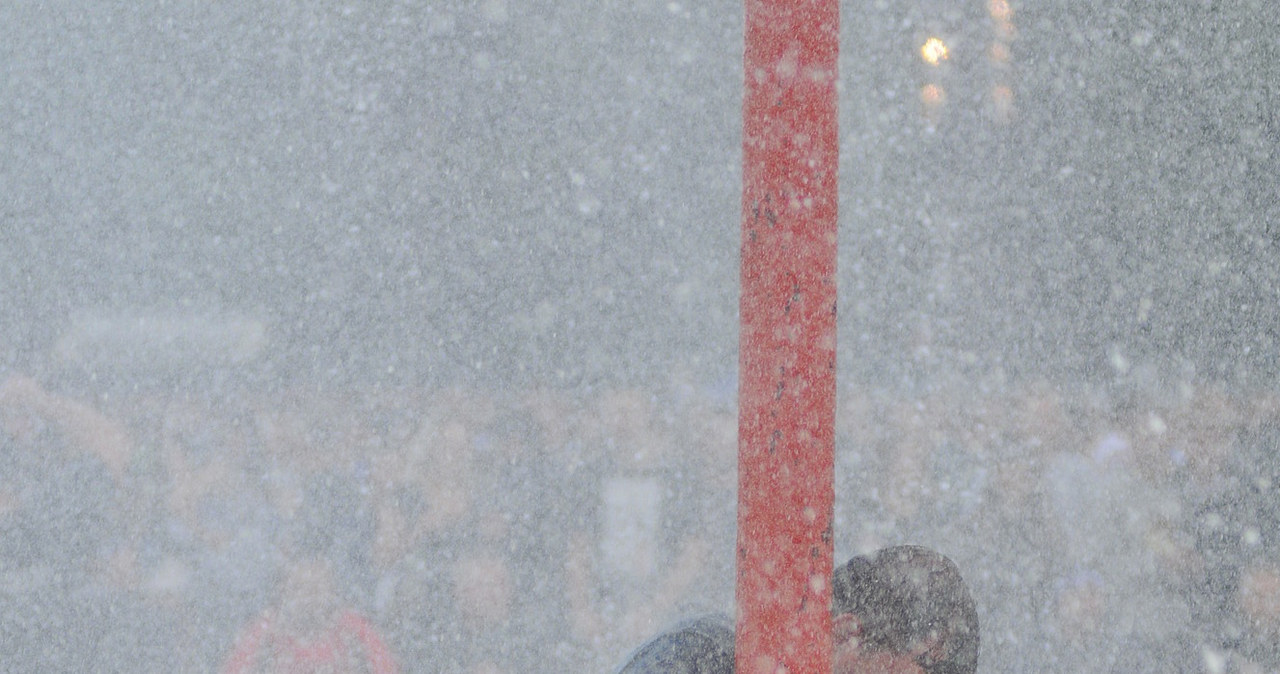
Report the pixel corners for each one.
[614,615,735,674]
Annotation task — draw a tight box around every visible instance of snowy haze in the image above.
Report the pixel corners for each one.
[2,1,1278,672]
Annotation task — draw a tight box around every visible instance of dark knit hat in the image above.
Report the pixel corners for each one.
[832,545,980,674]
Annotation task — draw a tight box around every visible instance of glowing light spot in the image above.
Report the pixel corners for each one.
[921,84,946,106]
[921,38,949,66]
[990,1,1016,40]
[989,0,1012,21]
[920,84,946,124]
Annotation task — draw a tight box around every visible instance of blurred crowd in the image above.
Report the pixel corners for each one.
[834,382,1280,673]
[1,371,1277,673]
[0,374,736,673]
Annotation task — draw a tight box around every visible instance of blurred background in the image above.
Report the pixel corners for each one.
[1,1,1277,672]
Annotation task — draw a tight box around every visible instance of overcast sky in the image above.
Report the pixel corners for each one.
[2,0,1276,395]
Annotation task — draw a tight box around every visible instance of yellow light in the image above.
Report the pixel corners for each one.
[921,38,949,66]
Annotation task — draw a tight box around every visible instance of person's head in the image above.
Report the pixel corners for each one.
[832,546,979,674]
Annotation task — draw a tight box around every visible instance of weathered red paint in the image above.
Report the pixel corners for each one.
[736,1,839,673]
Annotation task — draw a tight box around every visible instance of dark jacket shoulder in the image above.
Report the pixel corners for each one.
[615,614,735,674]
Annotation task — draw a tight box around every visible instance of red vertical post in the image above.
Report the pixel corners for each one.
[736,1,838,673]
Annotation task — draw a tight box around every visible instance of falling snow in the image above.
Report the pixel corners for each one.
[2,1,1278,672]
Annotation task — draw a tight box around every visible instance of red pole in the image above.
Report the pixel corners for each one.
[736,0,838,673]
